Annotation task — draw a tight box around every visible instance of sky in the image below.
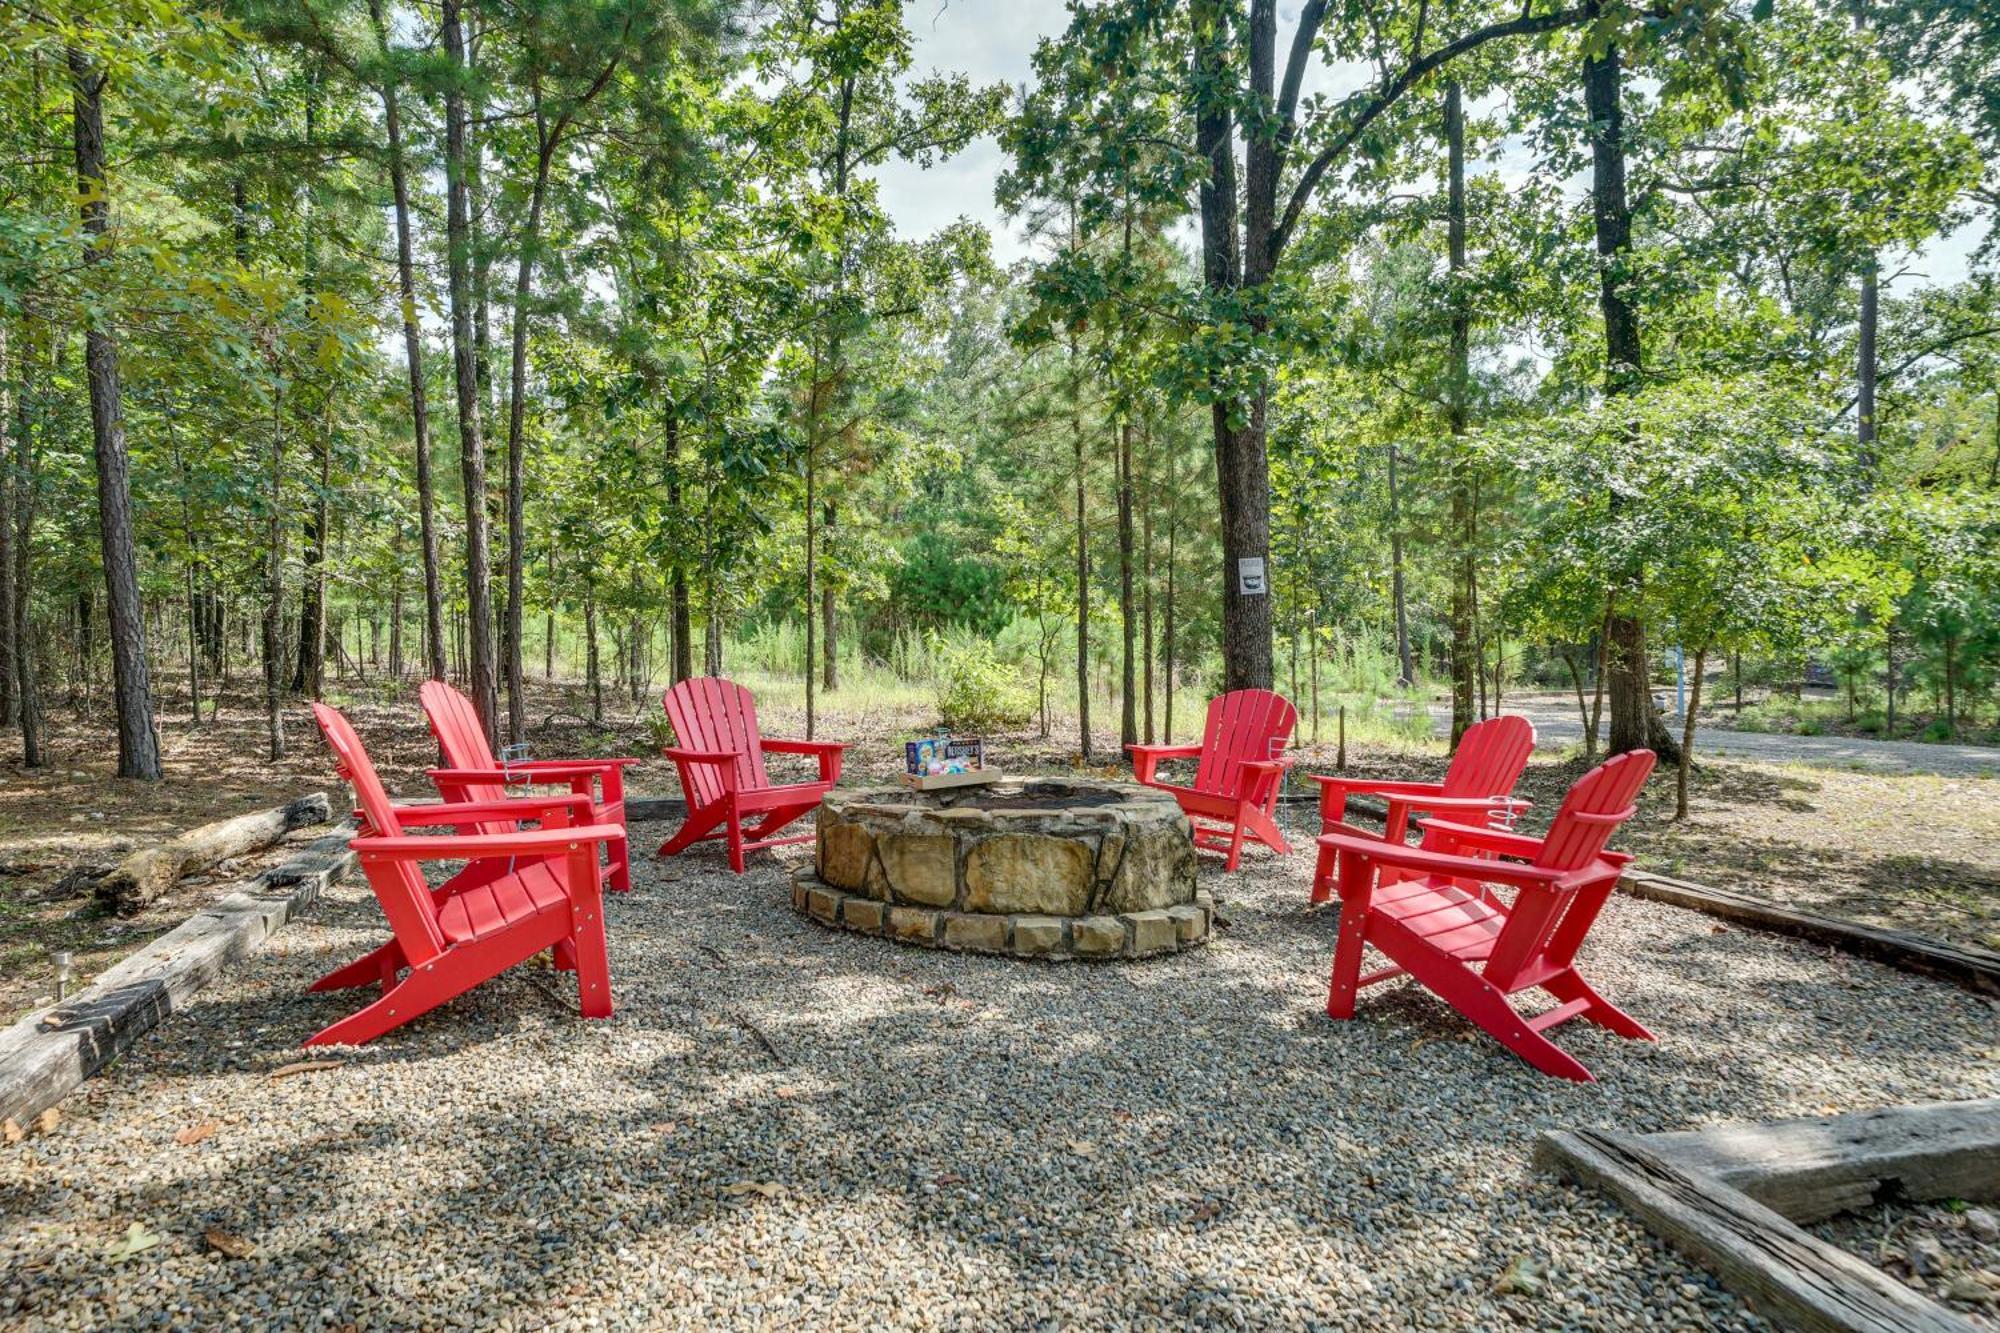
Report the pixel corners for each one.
[873,1,1988,292]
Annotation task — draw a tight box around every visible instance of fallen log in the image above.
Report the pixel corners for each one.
[93,793,332,915]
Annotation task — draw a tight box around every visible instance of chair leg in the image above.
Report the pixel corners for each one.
[309,940,406,994]
[1223,818,1248,872]
[726,804,746,874]
[1326,911,1371,1021]
[1250,805,1291,856]
[1309,841,1336,906]
[1428,967,1596,1083]
[304,964,475,1047]
[657,804,722,859]
[1541,969,1654,1042]
[571,918,613,1019]
[607,838,632,894]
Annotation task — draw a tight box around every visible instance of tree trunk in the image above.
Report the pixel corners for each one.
[1387,442,1412,686]
[370,0,446,684]
[11,320,44,768]
[1856,257,1878,469]
[1070,331,1091,760]
[0,323,17,730]
[502,109,554,748]
[1141,417,1155,745]
[1676,644,1707,820]
[292,403,330,698]
[667,415,692,683]
[1588,601,1610,759]
[822,500,838,692]
[263,385,286,763]
[1584,34,1677,763]
[804,387,818,741]
[1164,441,1177,745]
[1445,80,1475,747]
[1118,419,1137,748]
[69,48,159,779]
[442,0,499,748]
[584,586,602,724]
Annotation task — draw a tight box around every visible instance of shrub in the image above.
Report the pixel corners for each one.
[1794,717,1825,736]
[931,634,1029,731]
[1921,717,1956,742]
[1854,709,1885,735]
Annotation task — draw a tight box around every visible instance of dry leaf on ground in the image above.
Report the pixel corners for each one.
[720,1181,785,1199]
[203,1228,255,1259]
[174,1122,220,1146]
[268,1060,343,1080]
[106,1222,161,1262]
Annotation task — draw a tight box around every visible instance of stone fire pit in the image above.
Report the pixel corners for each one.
[790,777,1212,960]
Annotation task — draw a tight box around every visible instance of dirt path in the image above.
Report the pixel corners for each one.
[1424,698,2000,777]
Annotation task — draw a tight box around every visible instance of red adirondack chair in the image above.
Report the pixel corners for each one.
[657,677,846,874]
[1307,714,1536,903]
[420,680,639,892]
[307,703,622,1046]
[1128,689,1298,872]
[1312,749,1657,1082]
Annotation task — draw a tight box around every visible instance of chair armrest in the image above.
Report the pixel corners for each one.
[1316,830,1565,888]
[663,748,740,765]
[761,738,845,783]
[351,824,627,860]
[429,763,631,805]
[1126,743,1203,785]
[505,757,639,772]
[760,738,847,755]
[1304,776,1446,796]
[390,796,592,828]
[1310,776,1446,830]
[1414,818,1547,859]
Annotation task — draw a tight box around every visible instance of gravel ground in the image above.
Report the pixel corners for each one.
[1813,1202,2000,1327]
[3,813,1997,1331]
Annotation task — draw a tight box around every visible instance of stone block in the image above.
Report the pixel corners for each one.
[943,913,1008,952]
[1010,915,1064,956]
[878,834,958,907]
[1071,915,1126,957]
[1124,909,1176,955]
[806,887,840,925]
[888,906,940,944]
[817,818,873,892]
[1166,903,1207,944]
[963,833,1094,916]
[841,897,885,933]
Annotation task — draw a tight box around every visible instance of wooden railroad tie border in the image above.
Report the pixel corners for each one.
[1619,868,2000,998]
[1540,1098,2000,1333]
[0,826,358,1132]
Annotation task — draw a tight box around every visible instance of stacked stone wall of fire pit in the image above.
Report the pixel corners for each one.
[790,777,1212,959]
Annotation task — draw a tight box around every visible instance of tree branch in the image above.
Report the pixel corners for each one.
[1272,3,1592,262]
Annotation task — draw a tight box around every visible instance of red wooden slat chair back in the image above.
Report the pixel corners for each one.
[307,703,622,1046]
[419,679,637,891]
[1129,688,1297,871]
[317,703,441,945]
[657,677,847,874]
[421,680,508,806]
[1442,714,1535,810]
[1313,749,1657,1081]
[663,678,772,807]
[1309,714,1536,863]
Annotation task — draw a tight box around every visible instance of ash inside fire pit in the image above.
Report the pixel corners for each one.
[792,776,1210,960]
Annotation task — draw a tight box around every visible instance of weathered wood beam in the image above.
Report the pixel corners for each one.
[91,792,334,914]
[0,828,355,1131]
[1621,868,2000,997]
[1538,1127,1978,1333]
[1645,1099,2000,1225]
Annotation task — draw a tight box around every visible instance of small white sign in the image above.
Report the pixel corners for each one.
[1236,556,1267,596]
